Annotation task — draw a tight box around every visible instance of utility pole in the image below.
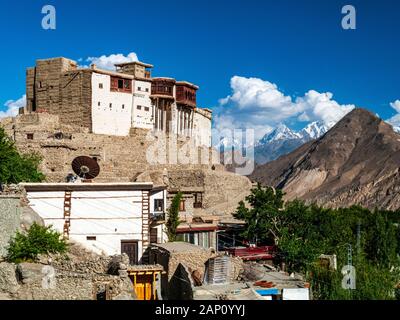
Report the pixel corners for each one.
[347,244,352,270]
[348,244,353,299]
[356,221,361,258]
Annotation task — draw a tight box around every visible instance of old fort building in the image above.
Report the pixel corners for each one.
[1,55,253,234]
[23,57,212,147]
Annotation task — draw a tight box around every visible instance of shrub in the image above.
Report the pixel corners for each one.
[0,126,45,184]
[7,223,67,263]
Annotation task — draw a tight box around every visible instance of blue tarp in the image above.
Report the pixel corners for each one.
[255,288,279,296]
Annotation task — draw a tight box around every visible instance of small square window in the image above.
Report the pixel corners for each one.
[145,88,149,92]
[154,199,164,212]
[99,83,103,89]
[137,105,142,110]
[138,87,142,91]
[27,133,34,140]
[144,107,150,112]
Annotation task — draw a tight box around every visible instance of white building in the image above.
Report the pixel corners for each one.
[21,182,167,264]
[24,57,213,147]
[115,61,154,130]
[91,70,134,136]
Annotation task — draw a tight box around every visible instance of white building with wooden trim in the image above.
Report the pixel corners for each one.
[21,182,167,264]
[22,57,212,147]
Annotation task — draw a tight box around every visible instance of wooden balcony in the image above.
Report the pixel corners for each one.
[151,78,175,98]
[176,82,197,107]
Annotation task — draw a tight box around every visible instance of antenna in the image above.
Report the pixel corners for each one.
[71,156,100,180]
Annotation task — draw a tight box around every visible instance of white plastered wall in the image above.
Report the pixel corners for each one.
[132,80,153,129]
[26,190,146,259]
[91,73,133,136]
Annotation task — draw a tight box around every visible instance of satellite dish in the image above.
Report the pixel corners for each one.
[71,156,100,180]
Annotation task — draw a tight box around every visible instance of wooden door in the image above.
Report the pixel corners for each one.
[150,228,158,244]
[121,241,138,265]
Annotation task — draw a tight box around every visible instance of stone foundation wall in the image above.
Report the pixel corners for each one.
[0,251,136,300]
[1,113,252,217]
[1,114,221,183]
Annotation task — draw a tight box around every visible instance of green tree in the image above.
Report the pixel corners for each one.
[233,184,284,244]
[7,223,68,263]
[235,184,400,299]
[0,127,45,184]
[166,192,182,242]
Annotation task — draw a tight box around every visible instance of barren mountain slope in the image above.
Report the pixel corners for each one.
[250,108,400,210]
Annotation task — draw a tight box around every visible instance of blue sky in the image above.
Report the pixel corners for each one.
[0,0,399,139]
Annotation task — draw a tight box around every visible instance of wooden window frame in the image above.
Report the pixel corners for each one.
[179,199,186,212]
[110,76,132,93]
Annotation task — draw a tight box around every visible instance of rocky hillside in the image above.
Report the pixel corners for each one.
[250,108,400,210]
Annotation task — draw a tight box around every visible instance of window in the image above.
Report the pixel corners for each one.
[109,103,112,109]
[27,133,34,140]
[145,88,149,92]
[98,102,101,106]
[179,199,186,212]
[99,83,103,89]
[110,77,131,93]
[194,192,203,208]
[122,104,125,109]
[138,86,142,91]
[137,105,142,110]
[154,199,164,212]
[144,107,150,112]
[87,236,96,241]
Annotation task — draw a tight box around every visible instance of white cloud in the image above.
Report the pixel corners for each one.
[83,52,139,70]
[390,100,400,113]
[295,90,355,128]
[215,76,356,140]
[386,100,400,130]
[0,95,26,119]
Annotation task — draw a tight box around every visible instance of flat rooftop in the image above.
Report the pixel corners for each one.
[153,242,209,253]
[114,61,153,68]
[20,182,159,192]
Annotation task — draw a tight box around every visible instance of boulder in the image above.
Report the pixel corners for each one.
[16,263,44,285]
[20,206,44,230]
[0,262,19,294]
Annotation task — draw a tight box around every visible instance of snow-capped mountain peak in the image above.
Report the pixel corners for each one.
[300,121,328,140]
[257,123,300,145]
[253,121,330,164]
